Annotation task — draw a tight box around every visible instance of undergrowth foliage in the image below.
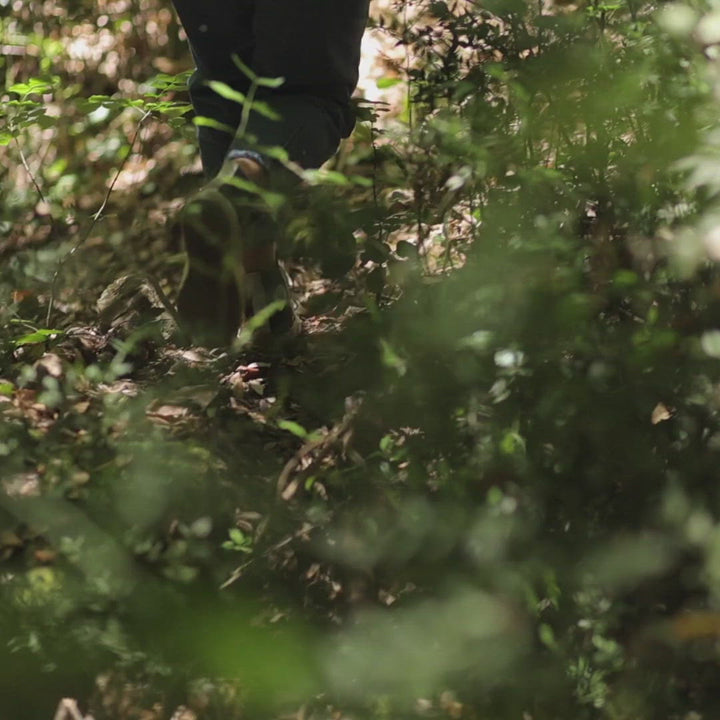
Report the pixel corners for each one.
[4,0,720,718]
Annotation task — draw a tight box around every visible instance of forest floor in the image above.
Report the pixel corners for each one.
[9,185,390,719]
[0,5,450,718]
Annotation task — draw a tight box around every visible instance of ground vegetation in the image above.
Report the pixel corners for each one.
[4,1,720,718]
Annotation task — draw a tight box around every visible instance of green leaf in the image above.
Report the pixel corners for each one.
[231,54,258,82]
[254,75,285,89]
[9,78,53,98]
[163,564,198,583]
[701,330,720,358]
[380,339,407,376]
[146,101,191,118]
[247,100,281,121]
[349,175,373,188]
[225,527,252,553]
[278,419,308,439]
[303,169,351,186]
[149,71,191,93]
[377,77,403,89]
[208,81,247,105]
[87,94,118,105]
[229,528,246,544]
[613,270,638,287]
[236,300,287,345]
[193,115,236,134]
[500,430,525,456]
[380,434,394,453]
[35,112,56,130]
[539,623,558,651]
[259,145,289,163]
[13,328,64,347]
[8,82,30,96]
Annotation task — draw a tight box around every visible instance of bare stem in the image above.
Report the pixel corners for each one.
[13,134,48,205]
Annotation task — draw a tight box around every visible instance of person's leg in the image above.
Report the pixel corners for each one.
[172,0,369,345]
[238,0,370,169]
[173,0,369,175]
[171,0,253,178]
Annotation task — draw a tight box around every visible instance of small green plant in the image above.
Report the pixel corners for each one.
[222,528,253,554]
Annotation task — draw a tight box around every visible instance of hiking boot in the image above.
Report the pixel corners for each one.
[242,263,300,337]
[176,187,243,347]
[176,152,299,346]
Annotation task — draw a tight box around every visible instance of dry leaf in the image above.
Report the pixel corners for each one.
[669,610,720,641]
[71,470,91,485]
[247,379,265,396]
[0,531,23,549]
[2,472,41,497]
[34,548,58,564]
[651,402,673,425]
[147,404,189,423]
[100,380,139,396]
[168,385,217,410]
[227,371,247,398]
[239,362,265,380]
[36,353,64,378]
[440,691,463,719]
[53,698,88,720]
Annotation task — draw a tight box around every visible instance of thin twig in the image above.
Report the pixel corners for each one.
[46,109,152,326]
[370,115,379,210]
[92,110,152,223]
[12,132,59,271]
[13,135,48,205]
[403,0,413,134]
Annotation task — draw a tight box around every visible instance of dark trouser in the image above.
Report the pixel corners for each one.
[171,0,370,178]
